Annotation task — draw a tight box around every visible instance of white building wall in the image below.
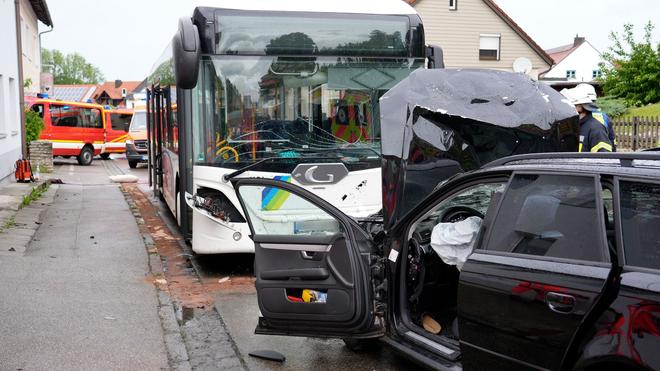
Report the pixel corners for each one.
[543,42,603,82]
[19,0,41,95]
[0,0,23,181]
[413,0,551,79]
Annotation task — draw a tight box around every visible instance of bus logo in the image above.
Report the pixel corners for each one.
[292,163,348,185]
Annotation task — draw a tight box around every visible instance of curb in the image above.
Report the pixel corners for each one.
[121,187,193,371]
[0,181,58,256]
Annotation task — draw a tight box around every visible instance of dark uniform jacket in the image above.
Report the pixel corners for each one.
[579,113,613,152]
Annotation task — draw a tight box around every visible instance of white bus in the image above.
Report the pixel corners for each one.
[147,0,440,253]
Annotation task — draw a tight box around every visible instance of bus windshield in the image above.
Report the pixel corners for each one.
[192,56,425,171]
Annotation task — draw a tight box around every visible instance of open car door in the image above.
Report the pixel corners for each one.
[233,178,381,339]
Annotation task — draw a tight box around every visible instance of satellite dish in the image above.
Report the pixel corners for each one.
[513,57,533,75]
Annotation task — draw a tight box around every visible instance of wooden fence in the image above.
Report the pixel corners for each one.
[612,116,660,151]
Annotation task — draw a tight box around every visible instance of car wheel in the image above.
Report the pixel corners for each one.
[128,160,138,169]
[100,153,111,160]
[77,146,94,166]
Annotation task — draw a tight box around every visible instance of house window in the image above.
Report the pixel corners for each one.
[479,34,500,61]
[449,0,457,10]
[566,70,576,79]
[592,70,602,79]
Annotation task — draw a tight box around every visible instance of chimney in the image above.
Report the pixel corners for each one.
[574,35,585,47]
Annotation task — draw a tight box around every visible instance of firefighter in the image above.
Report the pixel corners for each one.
[562,85,613,152]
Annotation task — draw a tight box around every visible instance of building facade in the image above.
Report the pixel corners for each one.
[405,0,553,79]
[541,36,605,89]
[0,0,52,181]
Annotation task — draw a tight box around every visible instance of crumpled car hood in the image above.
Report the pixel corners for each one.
[379,68,579,228]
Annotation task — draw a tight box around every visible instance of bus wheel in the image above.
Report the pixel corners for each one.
[100,153,111,160]
[128,160,138,169]
[77,146,94,166]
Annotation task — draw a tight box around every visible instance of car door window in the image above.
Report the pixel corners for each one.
[51,105,80,127]
[619,181,660,270]
[238,184,343,236]
[485,174,606,262]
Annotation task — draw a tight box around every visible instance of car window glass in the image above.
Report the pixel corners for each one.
[31,104,44,118]
[412,182,505,236]
[238,184,343,236]
[485,174,605,262]
[110,113,132,132]
[50,105,80,127]
[620,181,660,270]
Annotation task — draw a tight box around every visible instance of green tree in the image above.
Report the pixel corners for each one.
[42,49,104,84]
[599,21,660,106]
[25,110,45,143]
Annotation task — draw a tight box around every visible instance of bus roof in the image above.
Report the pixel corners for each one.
[195,0,416,15]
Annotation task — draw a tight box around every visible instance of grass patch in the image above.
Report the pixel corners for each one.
[0,216,16,233]
[619,102,660,119]
[19,182,50,209]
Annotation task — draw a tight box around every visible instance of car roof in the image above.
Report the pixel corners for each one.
[480,152,660,180]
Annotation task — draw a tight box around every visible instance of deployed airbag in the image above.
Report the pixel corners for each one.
[430,216,482,270]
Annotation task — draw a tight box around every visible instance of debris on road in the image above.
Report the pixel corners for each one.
[109,174,139,183]
[248,350,286,363]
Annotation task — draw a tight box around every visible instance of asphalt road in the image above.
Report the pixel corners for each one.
[110,154,422,371]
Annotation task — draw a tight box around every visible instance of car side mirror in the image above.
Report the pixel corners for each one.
[173,17,201,89]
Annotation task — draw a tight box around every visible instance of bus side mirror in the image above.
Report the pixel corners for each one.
[426,45,445,69]
[173,17,201,89]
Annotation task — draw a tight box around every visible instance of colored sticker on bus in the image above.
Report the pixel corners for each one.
[261,175,292,211]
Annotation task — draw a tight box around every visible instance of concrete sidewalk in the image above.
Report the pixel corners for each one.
[0,160,170,369]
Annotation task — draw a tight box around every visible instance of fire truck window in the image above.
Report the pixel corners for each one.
[50,105,80,127]
[31,104,44,118]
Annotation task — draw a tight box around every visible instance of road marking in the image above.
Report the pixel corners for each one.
[68,164,74,175]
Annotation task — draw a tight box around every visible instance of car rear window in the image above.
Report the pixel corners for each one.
[619,181,660,270]
[485,174,607,262]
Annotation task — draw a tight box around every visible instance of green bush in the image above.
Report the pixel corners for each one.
[597,96,629,118]
[25,110,44,143]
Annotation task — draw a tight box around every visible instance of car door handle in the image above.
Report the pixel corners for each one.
[301,251,324,261]
[545,292,575,314]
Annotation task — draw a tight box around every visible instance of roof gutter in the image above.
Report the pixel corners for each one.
[15,0,27,158]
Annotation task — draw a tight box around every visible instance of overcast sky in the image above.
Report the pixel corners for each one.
[40,0,659,82]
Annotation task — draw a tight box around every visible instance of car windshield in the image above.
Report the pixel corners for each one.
[130,112,147,132]
[192,56,425,171]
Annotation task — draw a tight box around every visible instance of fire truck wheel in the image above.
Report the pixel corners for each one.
[128,160,138,169]
[77,146,94,166]
[100,153,111,160]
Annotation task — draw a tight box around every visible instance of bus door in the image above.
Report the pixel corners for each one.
[148,85,165,198]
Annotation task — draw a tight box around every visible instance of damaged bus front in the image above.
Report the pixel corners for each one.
[379,69,579,227]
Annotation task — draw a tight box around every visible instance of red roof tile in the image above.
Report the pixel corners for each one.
[93,81,142,100]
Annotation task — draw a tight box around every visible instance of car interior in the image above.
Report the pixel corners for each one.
[401,182,505,344]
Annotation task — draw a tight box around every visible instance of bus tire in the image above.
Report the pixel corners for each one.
[77,146,94,166]
[100,153,111,160]
[128,160,138,169]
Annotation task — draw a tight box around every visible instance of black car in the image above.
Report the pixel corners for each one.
[231,152,660,370]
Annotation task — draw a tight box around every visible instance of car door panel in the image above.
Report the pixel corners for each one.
[459,253,610,370]
[234,178,377,337]
[458,173,612,370]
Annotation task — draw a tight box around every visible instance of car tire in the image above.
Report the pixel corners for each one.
[342,338,379,352]
[77,146,94,166]
[100,153,111,160]
[128,160,138,169]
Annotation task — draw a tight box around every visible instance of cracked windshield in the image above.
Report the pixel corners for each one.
[192,13,424,170]
[193,57,423,170]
